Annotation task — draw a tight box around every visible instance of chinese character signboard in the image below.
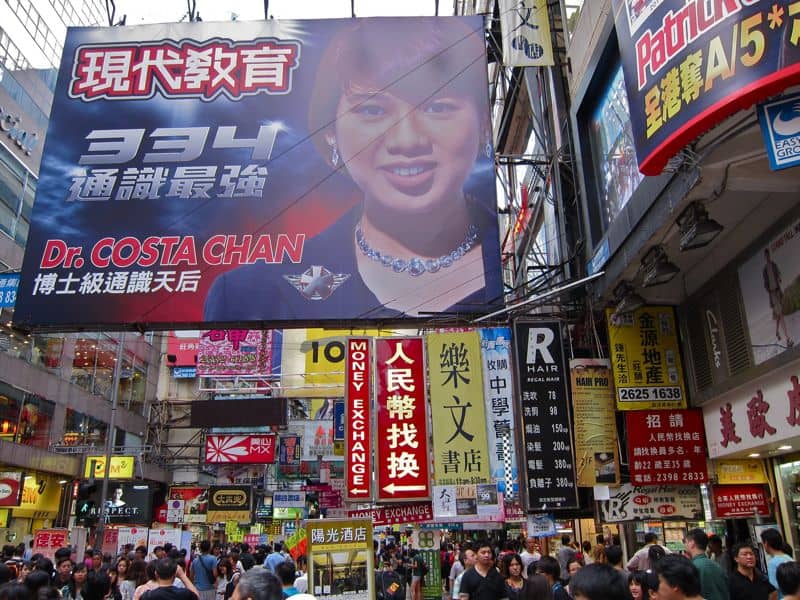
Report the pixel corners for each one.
[375,337,430,502]
[479,327,518,496]
[307,518,373,600]
[611,0,800,175]
[32,529,69,559]
[14,17,502,330]
[166,330,199,367]
[758,92,800,171]
[427,331,491,486]
[606,306,687,410]
[570,359,620,487]
[207,485,252,523]
[738,217,800,365]
[432,484,505,522]
[597,484,704,522]
[703,359,800,458]
[168,486,207,523]
[512,320,577,510]
[198,329,274,376]
[204,434,276,463]
[626,409,708,485]
[345,337,371,501]
[714,460,768,485]
[498,0,554,67]
[278,435,302,466]
[0,273,19,308]
[711,484,771,518]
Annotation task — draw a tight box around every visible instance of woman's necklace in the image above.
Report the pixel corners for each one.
[355,223,479,276]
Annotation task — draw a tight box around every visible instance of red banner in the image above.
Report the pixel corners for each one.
[32,529,69,559]
[347,501,434,526]
[167,331,199,367]
[712,484,771,518]
[0,472,22,507]
[346,337,372,501]
[626,409,708,485]
[375,337,430,502]
[204,434,276,463]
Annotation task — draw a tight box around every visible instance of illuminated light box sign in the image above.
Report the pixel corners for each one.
[612,0,800,175]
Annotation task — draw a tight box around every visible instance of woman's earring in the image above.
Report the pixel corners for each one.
[331,142,339,167]
[484,140,493,159]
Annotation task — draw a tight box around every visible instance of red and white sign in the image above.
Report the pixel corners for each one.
[712,484,771,518]
[0,472,22,507]
[147,528,182,555]
[346,337,372,501]
[167,331,199,367]
[375,337,430,502]
[627,409,708,485]
[347,501,434,526]
[32,529,69,559]
[205,434,276,463]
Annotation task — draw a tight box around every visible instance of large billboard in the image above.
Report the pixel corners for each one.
[611,0,800,175]
[14,17,501,329]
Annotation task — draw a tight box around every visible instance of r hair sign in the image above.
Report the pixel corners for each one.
[345,337,371,501]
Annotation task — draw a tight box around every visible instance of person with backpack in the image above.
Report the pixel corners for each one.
[376,554,405,600]
[190,541,218,600]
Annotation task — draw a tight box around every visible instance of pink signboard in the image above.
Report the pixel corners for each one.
[197,329,274,376]
[205,434,277,464]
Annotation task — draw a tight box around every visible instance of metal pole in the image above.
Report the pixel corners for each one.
[95,331,125,544]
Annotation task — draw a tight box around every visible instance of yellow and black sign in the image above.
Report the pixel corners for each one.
[84,456,135,479]
[714,459,768,485]
[207,485,251,523]
[606,306,687,410]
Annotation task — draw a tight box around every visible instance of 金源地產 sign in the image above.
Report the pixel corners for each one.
[607,306,687,410]
[626,409,708,485]
[513,320,578,510]
[13,17,502,330]
[375,337,430,502]
[612,0,800,175]
[345,337,371,501]
[204,434,276,464]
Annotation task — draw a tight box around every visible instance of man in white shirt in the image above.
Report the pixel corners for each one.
[520,537,542,579]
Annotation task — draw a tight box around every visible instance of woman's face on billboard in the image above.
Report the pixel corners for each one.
[334,87,481,215]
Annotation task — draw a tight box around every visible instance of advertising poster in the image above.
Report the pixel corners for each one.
[606,306,687,410]
[711,484,771,518]
[0,472,22,507]
[168,486,208,523]
[432,484,505,523]
[307,519,373,600]
[147,528,182,554]
[597,484,703,522]
[512,320,578,510]
[204,434,276,464]
[116,527,149,554]
[611,0,800,175]
[426,331,491,486]
[77,482,152,525]
[278,435,302,466]
[375,338,430,502]
[345,338,371,501]
[84,455,135,479]
[569,359,620,486]
[207,485,252,523]
[197,329,276,377]
[14,17,502,330]
[101,528,119,556]
[498,0,554,67]
[626,409,708,485]
[479,327,518,497]
[738,217,800,364]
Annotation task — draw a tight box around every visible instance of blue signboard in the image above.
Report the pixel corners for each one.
[758,92,800,171]
[172,366,197,379]
[333,399,345,441]
[0,273,20,309]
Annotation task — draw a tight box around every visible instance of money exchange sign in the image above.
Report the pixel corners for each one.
[375,338,430,502]
[345,337,371,501]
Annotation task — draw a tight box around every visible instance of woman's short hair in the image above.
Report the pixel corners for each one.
[654,554,701,597]
[308,18,489,162]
